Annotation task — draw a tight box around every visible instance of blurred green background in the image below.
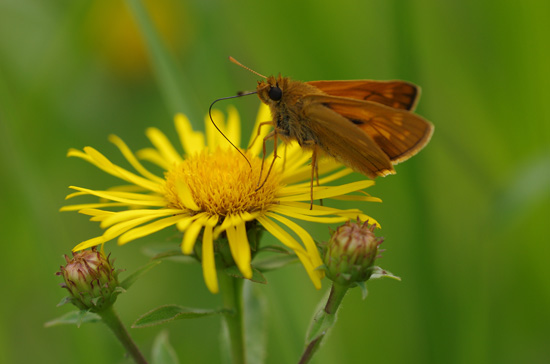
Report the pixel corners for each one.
[1,0,548,363]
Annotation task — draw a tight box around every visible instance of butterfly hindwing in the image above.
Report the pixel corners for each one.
[307,80,420,111]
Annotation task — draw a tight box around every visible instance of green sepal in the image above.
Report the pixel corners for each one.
[315,264,327,272]
[340,273,352,281]
[370,266,401,281]
[355,281,369,299]
[222,266,267,284]
[56,296,72,307]
[44,309,101,328]
[246,221,265,253]
[91,296,101,307]
[132,304,230,328]
[152,330,180,364]
[253,254,298,272]
[120,260,162,290]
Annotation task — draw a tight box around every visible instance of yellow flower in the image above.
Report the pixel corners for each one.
[62,105,381,293]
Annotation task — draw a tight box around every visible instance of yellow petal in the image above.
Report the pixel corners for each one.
[257,216,322,289]
[67,148,92,161]
[109,134,165,184]
[175,179,200,211]
[201,221,218,293]
[213,213,240,238]
[100,208,181,228]
[73,236,106,251]
[60,202,126,212]
[256,216,303,252]
[177,213,204,231]
[268,205,350,224]
[182,214,209,254]
[226,221,252,279]
[136,148,172,170]
[118,215,183,245]
[67,186,166,206]
[103,214,161,242]
[277,181,375,202]
[145,127,183,165]
[205,109,225,150]
[225,106,241,148]
[265,212,323,269]
[175,113,205,155]
[84,147,165,192]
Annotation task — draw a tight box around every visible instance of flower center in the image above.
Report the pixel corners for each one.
[164,149,281,216]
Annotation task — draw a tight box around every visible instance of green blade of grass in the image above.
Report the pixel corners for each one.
[125,0,200,125]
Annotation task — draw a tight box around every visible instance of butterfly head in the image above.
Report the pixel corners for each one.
[257,75,288,106]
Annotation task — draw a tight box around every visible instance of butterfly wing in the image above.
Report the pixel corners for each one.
[307,80,420,111]
[304,94,434,165]
[302,99,395,179]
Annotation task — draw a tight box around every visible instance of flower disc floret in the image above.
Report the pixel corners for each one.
[164,149,280,216]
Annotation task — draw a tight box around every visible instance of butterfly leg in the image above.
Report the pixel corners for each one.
[282,143,288,172]
[257,130,278,190]
[309,145,319,210]
[248,121,273,149]
[314,151,323,207]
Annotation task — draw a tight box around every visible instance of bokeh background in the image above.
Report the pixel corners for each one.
[1,0,548,363]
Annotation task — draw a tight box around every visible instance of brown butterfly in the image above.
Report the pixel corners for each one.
[229,57,434,201]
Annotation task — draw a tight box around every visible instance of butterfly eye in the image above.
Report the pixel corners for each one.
[268,86,283,101]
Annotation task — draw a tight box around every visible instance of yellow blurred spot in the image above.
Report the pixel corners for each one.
[85,0,193,81]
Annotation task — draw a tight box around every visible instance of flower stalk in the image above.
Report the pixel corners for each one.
[98,305,149,364]
[219,273,246,364]
[299,283,349,364]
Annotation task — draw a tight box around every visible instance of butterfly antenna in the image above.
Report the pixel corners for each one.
[209,92,258,170]
[229,56,267,79]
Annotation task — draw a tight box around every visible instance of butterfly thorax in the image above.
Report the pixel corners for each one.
[257,75,326,147]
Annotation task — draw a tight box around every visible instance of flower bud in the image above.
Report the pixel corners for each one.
[57,247,120,312]
[322,219,384,286]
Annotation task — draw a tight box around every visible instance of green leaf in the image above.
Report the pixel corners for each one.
[243,282,268,364]
[44,310,101,328]
[253,255,299,272]
[306,308,337,343]
[142,243,198,264]
[132,305,229,328]
[222,265,267,284]
[153,252,196,264]
[257,245,290,254]
[152,331,180,364]
[120,260,162,290]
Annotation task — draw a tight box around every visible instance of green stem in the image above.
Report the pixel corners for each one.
[299,283,350,364]
[219,273,246,364]
[324,282,349,315]
[98,306,148,364]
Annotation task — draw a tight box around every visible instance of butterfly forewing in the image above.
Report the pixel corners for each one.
[305,95,434,164]
[303,100,395,178]
[307,80,420,111]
